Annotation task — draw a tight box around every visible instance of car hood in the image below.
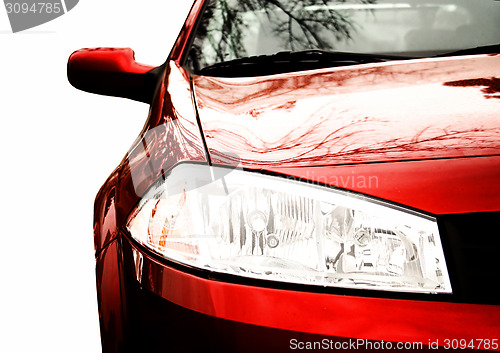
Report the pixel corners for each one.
[193,54,500,166]
[191,54,500,214]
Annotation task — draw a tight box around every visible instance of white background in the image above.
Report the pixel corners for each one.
[0,1,195,351]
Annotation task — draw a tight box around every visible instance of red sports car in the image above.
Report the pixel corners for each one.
[68,0,500,351]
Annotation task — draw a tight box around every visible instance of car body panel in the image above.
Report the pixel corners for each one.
[94,62,208,252]
[169,0,206,61]
[191,54,500,215]
[193,54,500,167]
[93,61,208,347]
[95,240,124,353]
[264,156,500,215]
[120,234,500,345]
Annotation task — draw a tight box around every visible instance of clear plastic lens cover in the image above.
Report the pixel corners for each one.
[127,163,452,294]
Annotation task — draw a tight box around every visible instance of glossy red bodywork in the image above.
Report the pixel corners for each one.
[86,0,500,351]
[120,235,500,345]
[263,156,500,215]
[68,47,154,74]
[194,55,500,167]
[191,54,500,215]
[68,47,158,103]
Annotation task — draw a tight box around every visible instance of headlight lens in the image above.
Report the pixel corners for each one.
[127,163,452,294]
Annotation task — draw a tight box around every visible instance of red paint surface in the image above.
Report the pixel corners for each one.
[122,236,500,349]
[266,156,500,215]
[95,241,124,353]
[170,0,206,62]
[68,47,154,74]
[193,55,500,168]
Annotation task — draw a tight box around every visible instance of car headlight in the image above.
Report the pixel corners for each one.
[127,163,452,294]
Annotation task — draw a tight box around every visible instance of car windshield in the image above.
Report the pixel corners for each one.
[185,0,500,76]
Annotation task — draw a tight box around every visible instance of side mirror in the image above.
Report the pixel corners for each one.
[67,47,163,104]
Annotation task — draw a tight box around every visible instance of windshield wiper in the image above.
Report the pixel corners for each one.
[435,43,500,58]
[196,50,407,77]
